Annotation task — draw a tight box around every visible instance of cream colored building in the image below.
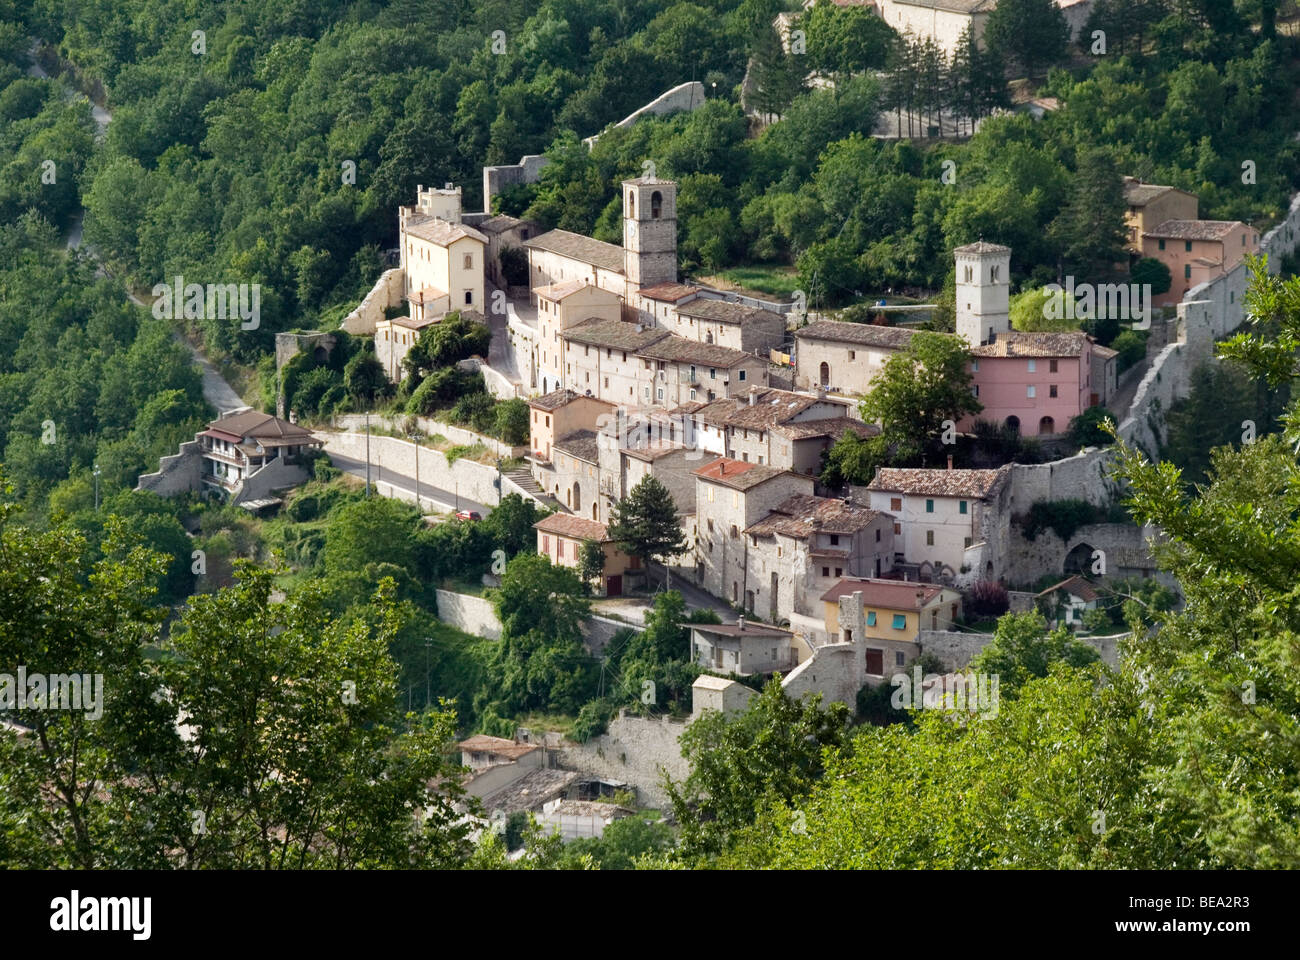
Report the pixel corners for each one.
[794,320,917,396]
[375,315,437,383]
[398,184,487,316]
[876,0,996,55]
[561,318,671,405]
[634,338,768,408]
[527,388,615,463]
[534,281,625,394]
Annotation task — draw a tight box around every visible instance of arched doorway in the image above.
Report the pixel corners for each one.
[819,362,830,387]
[591,502,598,521]
[313,346,328,364]
[1039,415,1055,435]
[1064,541,1096,576]
[1006,415,1021,433]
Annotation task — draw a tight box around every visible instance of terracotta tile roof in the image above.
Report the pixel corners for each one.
[772,417,877,441]
[867,464,1011,499]
[1036,575,1101,603]
[564,317,670,351]
[404,215,487,246]
[820,577,948,608]
[478,214,534,235]
[675,299,782,325]
[478,768,579,815]
[207,410,316,443]
[407,285,447,305]
[971,331,1089,358]
[637,282,699,303]
[1092,344,1119,359]
[534,279,594,301]
[953,240,1010,254]
[554,429,599,463]
[529,388,582,411]
[708,388,849,430]
[524,229,624,273]
[795,320,918,348]
[636,336,753,367]
[458,735,541,760]
[1123,180,1192,207]
[694,457,790,491]
[1146,219,1245,241]
[534,513,610,541]
[746,494,886,539]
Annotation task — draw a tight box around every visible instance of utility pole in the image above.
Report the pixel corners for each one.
[495,457,503,506]
[93,463,101,511]
[365,411,371,498]
[410,430,422,512]
[424,638,432,709]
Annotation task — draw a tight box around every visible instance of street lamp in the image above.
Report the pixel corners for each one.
[93,463,101,511]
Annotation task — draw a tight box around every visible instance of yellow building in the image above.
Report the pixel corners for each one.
[821,578,963,643]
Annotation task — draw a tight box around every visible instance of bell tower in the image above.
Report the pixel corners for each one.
[954,241,1011,348]
[622,177,678,290]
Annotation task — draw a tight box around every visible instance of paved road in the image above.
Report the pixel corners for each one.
[329,453,493,517]
[593,566,735,624]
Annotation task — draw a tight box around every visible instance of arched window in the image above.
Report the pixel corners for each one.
[1006,415,1021,433]
[628,192,635,217]
[572,482,581,513]
[1039,415,1055,435]
[819,362,830,387]
[651,191,662,219]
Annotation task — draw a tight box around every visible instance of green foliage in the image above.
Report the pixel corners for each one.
[1111,329,1148,374]
[969,610,1101,697]
[855,652,946,726]
[984,0,1069,78]
[1068,405,1116,447]
[1130,256,1172,296]
[403,313,492,390]
[492,397,530,445]
[558,815,675,870]
[665,679,850,863]
[407,367,485,417]
[853,331,981,472]
[1010,286,1079,332]
[606,476,687,569]
[1020,497,1101,541]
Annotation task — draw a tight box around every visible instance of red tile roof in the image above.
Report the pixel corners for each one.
[820,577,948,608]
[534,513,610,541]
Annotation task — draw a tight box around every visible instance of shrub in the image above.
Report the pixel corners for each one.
[1068,406,1114,447]
[572,698,618,742]
[1112,329,1148,374]
[1022,498,1098,541]
[450,391,496,434]
[965,580,1010,618]
[493,397,530,445]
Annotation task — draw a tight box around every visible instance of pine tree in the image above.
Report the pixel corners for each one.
[606,476,688,579]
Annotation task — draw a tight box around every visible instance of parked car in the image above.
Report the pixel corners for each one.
[456,510,482,521]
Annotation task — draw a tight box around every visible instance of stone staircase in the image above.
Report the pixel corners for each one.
[503,467,565,511]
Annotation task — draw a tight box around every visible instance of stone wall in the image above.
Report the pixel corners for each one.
[274,331,338,372]
[481,154,550,214]
[781,643,860,707]
[435,589,502,640]
[1003,522,1164,587]
[234,456,311,506]
[340,268,405,336]
[918,627,1126,670]
[582,82,706,148]
[551,711,690,809]
[320,431,502,507]
[1260,191,1300,271]
[331,413,524,459]
[136,440,202,496]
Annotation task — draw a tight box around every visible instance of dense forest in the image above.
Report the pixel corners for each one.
[3,0,1300,869]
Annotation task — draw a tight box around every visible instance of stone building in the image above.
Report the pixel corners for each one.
[680,387,873,475]
[864,463,1013,585]
[744,494,896,623]
[478,214,538,289]
[534,280,626,395]
[374,315,436,383]
[560,318,670,406]
[689,617,797,675]
[794,320,917,397]
[534,513,639,597]
[634,337,768,407]
[666,298,787,355]
[692,457,815,608]
[1122,177,1198,258]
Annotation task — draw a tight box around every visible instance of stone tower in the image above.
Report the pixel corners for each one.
[622,176,678,290]
[954,241,1011,348]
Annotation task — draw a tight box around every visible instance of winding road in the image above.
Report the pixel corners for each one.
[29,41,247,416]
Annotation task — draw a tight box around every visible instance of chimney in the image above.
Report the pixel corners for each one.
[719,461,725,476]
[737,615,746,632]
[417,184,423,194]
[748,392,755,406]
[444,181,453,190]
[947,455,953,470]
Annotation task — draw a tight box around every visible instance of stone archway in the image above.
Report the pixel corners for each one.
[1064,541,1096,576]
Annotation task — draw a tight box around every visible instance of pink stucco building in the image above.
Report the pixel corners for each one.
[963,331,1094,437]
[1141,219,1259,307]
